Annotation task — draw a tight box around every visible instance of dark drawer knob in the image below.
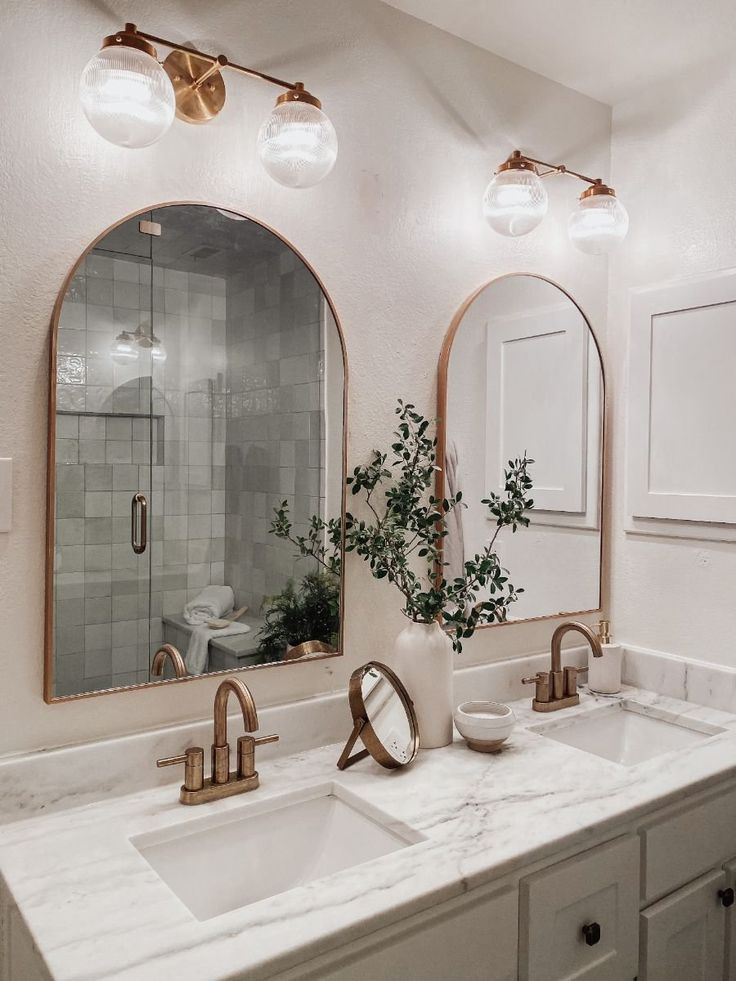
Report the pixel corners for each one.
[719,888,735,908]
[582,922,601,946]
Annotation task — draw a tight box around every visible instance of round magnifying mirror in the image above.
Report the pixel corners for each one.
[337,662,419,770]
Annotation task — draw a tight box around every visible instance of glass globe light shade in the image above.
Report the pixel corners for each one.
[568,190,629,255]
[80,44,176,148]
[110,331,139,364]
[257,100,338,188]
[483,168,548,237]
[150,337,167,363]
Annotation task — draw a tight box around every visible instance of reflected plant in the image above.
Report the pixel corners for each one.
[256,571,340,663]
[261,502,342,661]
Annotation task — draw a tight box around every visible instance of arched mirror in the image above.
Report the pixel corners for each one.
[46,204,347,700]
[437,274,604,625]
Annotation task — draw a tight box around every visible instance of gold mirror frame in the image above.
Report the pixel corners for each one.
[45,201,349,702]
[436,272,606,630]
[337,662,420,770]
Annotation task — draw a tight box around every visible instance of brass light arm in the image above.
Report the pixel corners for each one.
[127,24,301,92]
[502,151,606,189]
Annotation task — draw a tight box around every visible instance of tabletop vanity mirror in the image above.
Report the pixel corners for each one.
[46,203,347,700]
[437,274,604,624]
[337,663,420,770]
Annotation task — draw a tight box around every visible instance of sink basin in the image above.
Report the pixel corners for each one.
[131,784,423,920]
[532,700,724,766]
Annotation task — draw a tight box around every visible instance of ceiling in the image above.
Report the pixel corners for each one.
[381,0,735,105]
[97,205,287,277]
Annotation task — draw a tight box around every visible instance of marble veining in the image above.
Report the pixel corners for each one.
[2,685,736,980]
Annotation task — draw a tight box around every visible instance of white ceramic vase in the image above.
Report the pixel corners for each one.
[393,620,454,749]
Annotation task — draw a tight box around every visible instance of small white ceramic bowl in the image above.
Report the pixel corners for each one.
[454,700,516,753]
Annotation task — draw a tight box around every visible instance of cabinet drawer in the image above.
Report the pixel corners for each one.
[519,835,640,981]
[641,786,736,903]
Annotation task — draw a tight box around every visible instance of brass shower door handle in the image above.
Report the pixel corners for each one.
[131,493,148,554]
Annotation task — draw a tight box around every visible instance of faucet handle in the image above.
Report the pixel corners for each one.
[237,733,279,780]
[254,734,280,748]
[522,671,551,704]
[157,746,204,792]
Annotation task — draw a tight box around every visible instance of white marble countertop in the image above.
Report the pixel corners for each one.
[3,685,736,981]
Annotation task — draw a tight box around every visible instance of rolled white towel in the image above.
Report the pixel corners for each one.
[185,620,251,676]
[183,585,234,626]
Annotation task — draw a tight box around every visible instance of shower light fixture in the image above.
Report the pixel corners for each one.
[483,150,629,254]
[110,330,140,364]
[81,24,337,188]
[111,324,166,364]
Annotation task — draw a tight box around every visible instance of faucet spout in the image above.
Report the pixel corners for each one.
[151,644,188,679]
[213,677,259,747]
[550,621,603,674]
[212,678,259,784]
[522,620,604,712]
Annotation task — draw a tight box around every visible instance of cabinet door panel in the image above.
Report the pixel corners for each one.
[724,859,736,981]
[520,835,640,981]
[640,869,726,981]
[278,885,518,981]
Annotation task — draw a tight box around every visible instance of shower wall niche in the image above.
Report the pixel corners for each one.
[50,206,344,698]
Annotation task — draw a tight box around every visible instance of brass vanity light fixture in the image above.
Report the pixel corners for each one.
[483,150,629,254]
[80,24,338,188]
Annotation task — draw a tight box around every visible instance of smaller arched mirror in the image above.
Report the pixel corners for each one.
[437,274,604,625]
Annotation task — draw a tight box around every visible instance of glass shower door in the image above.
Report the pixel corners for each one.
[53,215,156,695]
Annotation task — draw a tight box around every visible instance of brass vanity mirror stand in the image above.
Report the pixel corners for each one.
[337,662,419,770]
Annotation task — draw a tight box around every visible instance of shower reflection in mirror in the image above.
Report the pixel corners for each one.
[48,204,346,699]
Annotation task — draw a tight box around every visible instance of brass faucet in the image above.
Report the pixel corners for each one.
[157,677,279,804]
[151,644,188,679]
[522,621,603,712]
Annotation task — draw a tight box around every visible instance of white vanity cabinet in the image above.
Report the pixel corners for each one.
[273,882,518,981]
[639,869,727,981]
[519,836,640,981]
[636,786,736,981]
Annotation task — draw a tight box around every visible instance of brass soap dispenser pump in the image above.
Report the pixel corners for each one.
[587,619,623,694]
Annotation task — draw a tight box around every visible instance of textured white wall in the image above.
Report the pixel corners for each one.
[608,56,736,664]
[0,0,610,753]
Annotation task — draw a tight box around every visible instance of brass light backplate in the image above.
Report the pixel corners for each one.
[163,49,226,124]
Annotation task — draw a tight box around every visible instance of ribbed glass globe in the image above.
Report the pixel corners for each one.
[568,193,629,254]
[80,46,175,148]
[257,101,338,188]
[483,169,548,237]
[110,331,139,364]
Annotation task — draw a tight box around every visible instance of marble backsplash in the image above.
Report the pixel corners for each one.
[3,642,736,824]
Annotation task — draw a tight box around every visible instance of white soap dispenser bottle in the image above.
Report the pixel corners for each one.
[587,619,622,694]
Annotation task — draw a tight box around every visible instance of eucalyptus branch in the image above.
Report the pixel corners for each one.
[344,401,534,652]
[269,503,342,577]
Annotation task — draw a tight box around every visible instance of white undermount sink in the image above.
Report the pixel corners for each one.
[131,784,423,921]
[532,700,725,766]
